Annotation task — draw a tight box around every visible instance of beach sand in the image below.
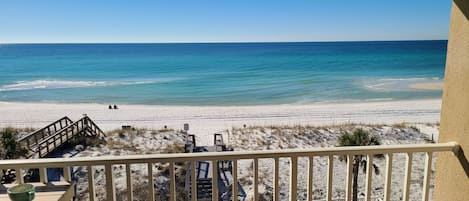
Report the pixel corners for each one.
[0,99,441,145]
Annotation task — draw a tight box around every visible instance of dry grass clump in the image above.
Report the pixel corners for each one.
[391,122,409,129]
[106,127,146,136]
[68,134,105,148]
[161,143,185,154]
[105,127,182,151]
[0,127,38,138]
[232,122,438,135]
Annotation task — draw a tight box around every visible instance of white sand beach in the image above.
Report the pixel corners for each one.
[0,99,441,145]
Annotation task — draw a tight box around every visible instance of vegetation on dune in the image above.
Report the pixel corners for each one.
[1,128,17,159]
[1,128,29,181]
[338,128,382,201]
[0,128,28,160]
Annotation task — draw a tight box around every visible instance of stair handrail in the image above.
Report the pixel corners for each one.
[17,116,73,149]
[17,116,73,142]
[82,116,106,138]
[34,116,106,157]
[36,116,88,149]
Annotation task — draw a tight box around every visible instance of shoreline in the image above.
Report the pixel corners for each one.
[0,99,442,145]
[0,97,441,107]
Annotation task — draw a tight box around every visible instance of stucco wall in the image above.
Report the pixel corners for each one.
[434,1,469,201]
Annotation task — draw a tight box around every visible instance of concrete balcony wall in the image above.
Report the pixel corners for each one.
[434,1,469,201]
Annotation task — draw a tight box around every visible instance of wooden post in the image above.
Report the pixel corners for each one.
[105,164,116,201]
[53,135,57,148]
[46,141,50,156]
[40,167,48,184]
[16,168,24,184]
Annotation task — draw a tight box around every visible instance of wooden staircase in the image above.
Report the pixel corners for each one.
[17,116,106,158]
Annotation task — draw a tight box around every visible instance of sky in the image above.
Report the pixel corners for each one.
[0,0,453,43]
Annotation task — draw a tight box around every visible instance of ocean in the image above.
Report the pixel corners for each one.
[0,41,446,105]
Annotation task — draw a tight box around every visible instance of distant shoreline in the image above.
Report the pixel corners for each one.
[0,97,441,107]
[1,39,448,45]
[0,99,441,145]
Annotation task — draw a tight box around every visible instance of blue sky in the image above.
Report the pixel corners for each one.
[0,0,452,43]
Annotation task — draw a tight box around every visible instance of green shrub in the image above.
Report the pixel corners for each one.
[1,128,28,159]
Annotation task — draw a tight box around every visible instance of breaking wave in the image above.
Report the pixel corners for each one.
[0,78,181,92]
[363,77,442,91]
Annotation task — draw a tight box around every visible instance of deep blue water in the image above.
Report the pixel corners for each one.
[0,41,446,105]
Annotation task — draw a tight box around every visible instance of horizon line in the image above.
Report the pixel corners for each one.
[0,39,448,45]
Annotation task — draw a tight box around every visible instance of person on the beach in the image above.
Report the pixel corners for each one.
[114,104,118,109]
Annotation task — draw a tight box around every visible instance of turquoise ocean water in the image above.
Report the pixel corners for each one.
[0,41,446,105]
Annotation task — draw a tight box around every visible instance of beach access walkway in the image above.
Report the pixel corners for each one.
[17,116,106,158]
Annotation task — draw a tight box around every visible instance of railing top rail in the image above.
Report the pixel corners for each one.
[0,142,459,169]
[17,116,73,143]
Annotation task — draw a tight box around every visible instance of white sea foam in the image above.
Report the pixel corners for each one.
[0,78,180,92]
[363,77,443,91]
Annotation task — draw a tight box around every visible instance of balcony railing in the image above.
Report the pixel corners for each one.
[0,142,459,201]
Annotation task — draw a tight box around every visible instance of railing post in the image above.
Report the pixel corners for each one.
[212,160,219,201]
[365,155,373,201]
[253,158,258,201]
[169,162,176,201]
[16,168,24,184]
[273,157,279,201]
[53,135,57,148]
[307,156,314,201]
[105,164,116,201]
[190,161,197,201]
[60,131,63,145]
[403,152,413,201]
[64,166,71,182]
[290,157,298,201]
[34,134,38,146]
[46,141,50,155]
[126,164,133,201]
[87,166,96,201]
[345,155,353,201]
[384,154,393,201]
[327,155,333,201]
[40,167,48,184]
[148,163,155,201]
[232,160,238,201]
[422,152,433,201]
